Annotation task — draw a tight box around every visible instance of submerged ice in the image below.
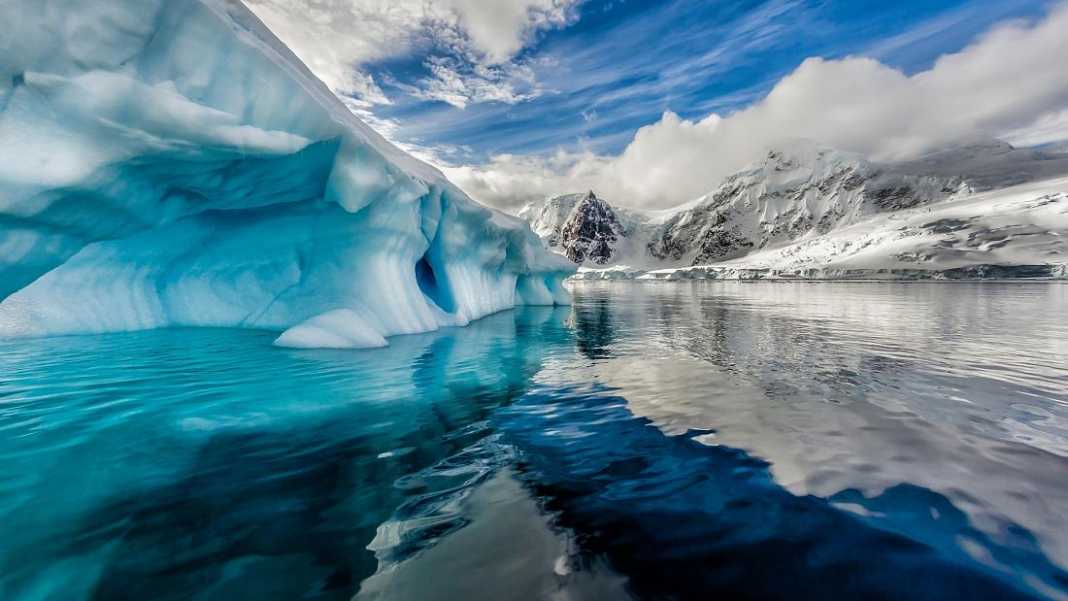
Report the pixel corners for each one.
[0,0,573,347]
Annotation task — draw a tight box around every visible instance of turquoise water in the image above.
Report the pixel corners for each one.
[1,282,1067,600]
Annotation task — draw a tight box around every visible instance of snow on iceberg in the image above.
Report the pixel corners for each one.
[0,0,573,348]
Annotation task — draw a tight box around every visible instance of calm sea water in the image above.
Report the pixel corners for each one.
[1,282,1067,600]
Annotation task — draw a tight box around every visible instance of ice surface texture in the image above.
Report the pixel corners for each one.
[0,0,573,347]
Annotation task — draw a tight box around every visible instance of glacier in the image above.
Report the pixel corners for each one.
[0,0,573,348]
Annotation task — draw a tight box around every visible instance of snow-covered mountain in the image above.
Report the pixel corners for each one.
[520,140,1068,278]
[642,179,1068,280]
[519,191,633,264]
[647,143,977,265]
[0,0,573,348]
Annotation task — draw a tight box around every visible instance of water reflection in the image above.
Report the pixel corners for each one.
[0,283,1066,600]
[549,281,1068,598]
[498,384,1068,600]
[367,281,1068,599]
[0,309,574,600]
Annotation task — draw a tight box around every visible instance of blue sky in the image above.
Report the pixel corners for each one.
[249,0,1067,209]
[360,0,1048,162]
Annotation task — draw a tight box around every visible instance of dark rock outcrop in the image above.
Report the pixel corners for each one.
[558,191,625,265]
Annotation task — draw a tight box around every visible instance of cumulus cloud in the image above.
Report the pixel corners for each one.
[243,0,576,107]
[447,3,1068,211]
[1002,109,1068,148]
[448,0,576,64]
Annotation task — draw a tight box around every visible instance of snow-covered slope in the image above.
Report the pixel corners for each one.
[517,193,583,247]
[647,142,972,265]
[520,140,1068,279]
[0,0,573,348]
[639,177,1068,280]
[888,139,1068,192]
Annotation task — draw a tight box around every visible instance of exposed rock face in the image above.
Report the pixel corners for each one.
[519,191,626,265]
[559,192,625,264]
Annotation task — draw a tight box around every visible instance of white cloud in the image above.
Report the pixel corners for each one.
[449,0,576,64]
[398,56,541,108]
[447,3,1068,211]
[241,0,403,99]
[242,0,577,106]
[1002,109,1068,148]
[443,149,610,211]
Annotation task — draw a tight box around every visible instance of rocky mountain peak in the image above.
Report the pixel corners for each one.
[559,190,625,265]
[573,190,612,216]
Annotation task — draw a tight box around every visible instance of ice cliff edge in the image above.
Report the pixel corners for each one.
[0,0,574,348]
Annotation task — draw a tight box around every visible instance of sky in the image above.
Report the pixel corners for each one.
[244,0,1068,211]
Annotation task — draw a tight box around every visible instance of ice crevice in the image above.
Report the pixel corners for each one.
[0,0,574,348]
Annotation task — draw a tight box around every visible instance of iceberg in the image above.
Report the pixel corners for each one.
[0,0,573,348]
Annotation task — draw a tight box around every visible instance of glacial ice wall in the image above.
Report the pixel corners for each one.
[0,0,573,348]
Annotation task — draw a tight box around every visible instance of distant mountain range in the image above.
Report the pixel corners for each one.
[518,139,1068,279]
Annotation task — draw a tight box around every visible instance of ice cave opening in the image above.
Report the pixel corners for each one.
[415,255,456,315]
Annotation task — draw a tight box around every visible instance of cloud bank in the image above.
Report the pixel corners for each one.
[445,4,1068,211]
